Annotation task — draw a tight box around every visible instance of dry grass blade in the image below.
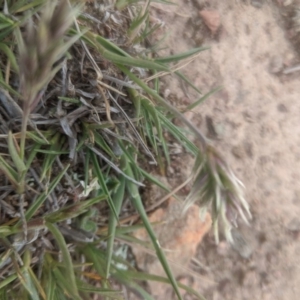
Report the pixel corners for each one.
[108,91,156,162]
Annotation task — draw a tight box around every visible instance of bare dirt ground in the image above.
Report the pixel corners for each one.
[134,0,300,299]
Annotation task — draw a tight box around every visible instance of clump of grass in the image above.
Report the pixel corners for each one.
[0,0,251,299]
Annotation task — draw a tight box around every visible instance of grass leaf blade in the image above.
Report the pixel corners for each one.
[183,86,223,112]
[46,222,80,300]
[155,47,209,64]
[123,160,183,300]
[106,175,125,278]
[23,164,70,222]
[90,151,119,221]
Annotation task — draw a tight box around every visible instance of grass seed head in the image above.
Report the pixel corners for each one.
[18,0,78,110]
[184,145,252,244]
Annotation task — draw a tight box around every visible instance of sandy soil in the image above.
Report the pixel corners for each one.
[136,0,300,299]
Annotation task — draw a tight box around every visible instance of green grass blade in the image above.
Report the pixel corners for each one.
[40,133,64,180]
[115,223,147,235]
[0,226,14,235]
[94,131,116,158]
[116,0,139,10]
[114,271,154,300]
[0,13,15,28]
[58,96,80,104]
[44,270,56,300]
[103,50,169,71]
[10,0,45,13]
[45,194,106,223]
[123,161,183,300]
[8,131,26,174]
[116,0,175,10]
[22,164,70,222]
[125,270,206,299]
[127,282,154,300]
[26,143,42,170]
[17,251,40,300]
[90,151,119,221]
[81,245,106,278]
[127,87,141,119]
[0,13,16,41]
[51,267,77,299]
[141,98,170,164]
[175,71,202,94]
[0,42,19,72]
[28,267,47,300]
[0,154,18,186]
[128,7,149,35]
[157,110,198,155]
[154,71,160,92]
[34,149,69,155]
[84,148,90,195]
[0,272,18,289]
[26,131,50,145]
[115,232,151,247]
[46,222,80,300]
[0,27,14,41]
[108,91,155,161]
[106,175,125,278]
[77,281,121,298]
[0,78,21,96]
[94,34,131,57]
[140,107,157,155]
[155,47,209,64]
[117,64,207,148]
[127,1,150,44]
[93,36,169,71]
[183,86,223,112]
[138,167,170,193]
[0,287,8,300]
[21,271,40,300]
[134,23,162,45]
[89,146,144,186]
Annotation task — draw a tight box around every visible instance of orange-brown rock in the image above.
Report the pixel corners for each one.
[199,10,221,35]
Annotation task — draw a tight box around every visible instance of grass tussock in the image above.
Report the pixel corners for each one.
[0,0,250,299]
